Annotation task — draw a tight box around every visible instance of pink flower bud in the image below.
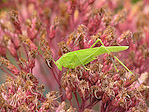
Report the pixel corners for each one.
[113,74,120,81]
[102,93,109,103]
[49,25,56,39]
[65,87,72,100]
[0,45,6,57]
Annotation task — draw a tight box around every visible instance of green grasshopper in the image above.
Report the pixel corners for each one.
[54,39,132,74]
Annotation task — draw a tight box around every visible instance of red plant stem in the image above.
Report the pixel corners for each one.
[101,103,104,112]
[69,100,73,106]
[70,14,74,30]
[22,44,29,61]
[37,60,55,89]
[59,85,63,102]
[13,51,19,61]
[80,98,85,110]
[38,51,60,86]
[58,70,63,102]
[51,68,59,85]
[38,52,44,58]
[58,71,62,83]
[53,67,58,76]
[85,99,100,109]
[74,92,80,109]
[113,108,119,112]
[7,52,21,71]
[18,47,21,59]
[30,68,33,73]
[105,101,111,112]
[0,67,16,79]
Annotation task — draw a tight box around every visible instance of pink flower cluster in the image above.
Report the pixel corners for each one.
[0,0,148,112]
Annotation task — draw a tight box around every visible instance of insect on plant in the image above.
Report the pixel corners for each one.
[54,39,132,74]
